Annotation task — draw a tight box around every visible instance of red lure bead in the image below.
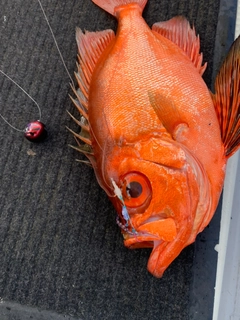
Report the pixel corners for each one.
[24,121,47,142]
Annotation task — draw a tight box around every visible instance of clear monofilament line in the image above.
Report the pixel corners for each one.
[0,114,25,132]
[0,69,42,131]
[37,0,74,86]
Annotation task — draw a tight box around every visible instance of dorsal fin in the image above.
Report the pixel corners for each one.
[75,28,115,105]
[70,28,115,161]
[152,16,207,76]
[212,36,240,158]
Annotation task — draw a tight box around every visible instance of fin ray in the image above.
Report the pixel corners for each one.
[152,16,207,75]
[69,28,115,165]
[148,91,188,140]
[212,36,240,157]
[66,111,90,133]
[75,28,115,106]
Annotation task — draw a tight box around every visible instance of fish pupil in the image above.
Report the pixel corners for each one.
[126,181,143,198]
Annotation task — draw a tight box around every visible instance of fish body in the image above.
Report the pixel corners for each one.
[70,0,240,277]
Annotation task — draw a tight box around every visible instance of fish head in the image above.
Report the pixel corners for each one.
[97,134,201,277]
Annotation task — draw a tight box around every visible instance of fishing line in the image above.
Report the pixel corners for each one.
[0,69,47,141]
[0,0,74,141]
[111,178,137,234]
[0,70,42,128]
[36,0,74,86]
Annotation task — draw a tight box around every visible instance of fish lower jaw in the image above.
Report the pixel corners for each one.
[123,227,173,246]
[123,233,163,249]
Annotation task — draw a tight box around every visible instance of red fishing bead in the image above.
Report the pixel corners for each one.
[24,121,47,142]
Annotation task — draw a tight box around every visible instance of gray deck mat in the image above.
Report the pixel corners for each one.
[0,0,236,319]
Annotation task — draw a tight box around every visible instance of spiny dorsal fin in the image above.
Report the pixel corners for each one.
[212,36,240,158]
[76,28,115,104]
[70,28,115,162]
[152,16,207,76]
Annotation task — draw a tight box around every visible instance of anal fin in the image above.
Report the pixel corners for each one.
[152,16,207,76]
[212,36,240,158]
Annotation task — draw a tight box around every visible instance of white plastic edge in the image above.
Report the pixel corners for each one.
[212,2,240,318]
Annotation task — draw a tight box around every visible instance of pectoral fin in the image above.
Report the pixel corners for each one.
[148,91,189,140]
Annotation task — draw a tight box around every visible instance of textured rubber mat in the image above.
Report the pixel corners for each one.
[0,0,234,319]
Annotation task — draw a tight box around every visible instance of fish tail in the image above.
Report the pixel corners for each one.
[92,0,147,16]
[212,35,240,158]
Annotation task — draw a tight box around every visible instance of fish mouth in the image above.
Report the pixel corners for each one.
[122,215,177,248]
[118,214,178,277]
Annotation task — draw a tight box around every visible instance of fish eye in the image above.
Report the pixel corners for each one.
[126,181,143,198]
[121,172,152,208]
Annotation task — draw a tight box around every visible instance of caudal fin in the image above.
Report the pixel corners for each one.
[92,0,147,16]
[212,36,240,158]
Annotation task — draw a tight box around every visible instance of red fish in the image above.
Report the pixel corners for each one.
[69,0,240,277]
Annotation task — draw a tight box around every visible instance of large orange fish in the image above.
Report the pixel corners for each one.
[69,0,240,277]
